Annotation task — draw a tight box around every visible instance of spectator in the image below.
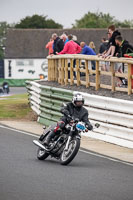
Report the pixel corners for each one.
[45,38,54,55]
[99,38,108,54]
[60,33,69,44]
[115,35,133,86]
[115,35,133,57]
[57,34,81,55]
[72,35,80,45]
[80,42,96,70]
[57,34,81,79]
[99,37,109,71]
[52,33,64,54]
[102,25,121,58]
[80,42,96,55]
[89,41,96,52]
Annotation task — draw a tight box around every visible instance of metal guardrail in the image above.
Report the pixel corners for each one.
[26,81,133,149]
[26,81,73,126]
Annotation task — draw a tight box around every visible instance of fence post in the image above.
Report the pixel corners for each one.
[85,60,89,88]
[61,59,65,85]
[128,64,132,95]
[65,59,68,85]
[96,61,100,90]
[48,59,51,81]
[76,59,80,86]
[111,62,115,92]
[70,59,74,85]
[55,59,58,81]
[58,59,62,84]
[52,59,55,81]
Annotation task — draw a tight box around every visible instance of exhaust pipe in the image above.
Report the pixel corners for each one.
[33,140,47,150]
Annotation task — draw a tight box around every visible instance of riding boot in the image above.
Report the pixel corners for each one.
[44,130,55,146]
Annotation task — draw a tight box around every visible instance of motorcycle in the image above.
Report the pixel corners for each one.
[33,113,100,165]
[3,82,10,94]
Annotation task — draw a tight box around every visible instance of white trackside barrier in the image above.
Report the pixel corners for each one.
[77,92,133,149]
[80,92,133,115]
[27,81,133,149]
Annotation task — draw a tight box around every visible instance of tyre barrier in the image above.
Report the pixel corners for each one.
[26,81,133,149]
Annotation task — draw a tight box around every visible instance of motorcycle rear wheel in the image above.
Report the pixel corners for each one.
[37,147,49,160]
[60,138,80,165]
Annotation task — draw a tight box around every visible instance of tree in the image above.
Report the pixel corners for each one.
[73,11,133,28]
[15,14,63,29]
[0,22,10,59]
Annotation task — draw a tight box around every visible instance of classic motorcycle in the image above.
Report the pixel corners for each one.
[33,113,100,165]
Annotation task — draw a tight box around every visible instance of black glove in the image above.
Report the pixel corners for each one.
[86,124,93,131]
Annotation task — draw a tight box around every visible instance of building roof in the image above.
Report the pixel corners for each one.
[4,28,133,59]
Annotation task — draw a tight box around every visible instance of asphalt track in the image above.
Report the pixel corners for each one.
[0,126,133,200]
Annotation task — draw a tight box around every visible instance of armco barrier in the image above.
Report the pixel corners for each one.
[26,81,73,126]
[26,81,133,149]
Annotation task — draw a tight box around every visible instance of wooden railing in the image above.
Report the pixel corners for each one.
[47,54,133,95]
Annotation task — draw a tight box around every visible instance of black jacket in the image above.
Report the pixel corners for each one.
[108,30,121,47]
[108,30,121,54]
[117,40,133,57]
[61,102,93,130]
[53,37,64,54]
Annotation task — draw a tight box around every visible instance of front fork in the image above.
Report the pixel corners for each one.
[64,136,71,151]
[64,126,74,151]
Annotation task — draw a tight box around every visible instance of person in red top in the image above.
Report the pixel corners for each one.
[56,35,81,79]
[57,34,81,55]
[45,38,54,55]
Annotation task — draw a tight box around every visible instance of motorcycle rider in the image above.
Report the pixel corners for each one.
[2,82,10,94]
[44,93,93,146]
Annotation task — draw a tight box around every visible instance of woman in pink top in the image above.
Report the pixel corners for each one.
[45,39,54,55]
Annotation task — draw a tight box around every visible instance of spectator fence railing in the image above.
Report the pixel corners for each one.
[47,54,133,95]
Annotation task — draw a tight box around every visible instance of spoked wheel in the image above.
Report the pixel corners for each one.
[37,147,49,160]
[60,138,80,165]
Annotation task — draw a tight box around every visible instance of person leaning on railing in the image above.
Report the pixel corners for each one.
[115,35,133,87]
[99,25,123,86]
[80,42,96,70]
[101,25,121,59]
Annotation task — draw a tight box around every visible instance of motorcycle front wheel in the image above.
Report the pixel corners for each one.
[60,138,80,165]
[37,147,49,160]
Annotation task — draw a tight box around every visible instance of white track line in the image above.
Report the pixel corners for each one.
[0,124,133,167]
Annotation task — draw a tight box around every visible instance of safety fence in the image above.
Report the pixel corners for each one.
[26,81,73,126]
[26,81,133,149]
[47,54,133,95]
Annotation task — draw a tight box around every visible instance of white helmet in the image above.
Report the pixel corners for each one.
[72,93,84,107]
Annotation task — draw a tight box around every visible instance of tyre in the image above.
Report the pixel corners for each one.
[60,138,80,165]
[37,147,49,160]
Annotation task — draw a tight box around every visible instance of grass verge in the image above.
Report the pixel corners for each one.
[0,93,36,120]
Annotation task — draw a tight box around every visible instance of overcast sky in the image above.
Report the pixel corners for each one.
[0,0,133,28]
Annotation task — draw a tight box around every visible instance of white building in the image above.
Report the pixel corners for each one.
[4,29,49,86]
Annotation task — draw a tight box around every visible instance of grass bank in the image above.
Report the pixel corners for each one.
[0,93,36,120]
